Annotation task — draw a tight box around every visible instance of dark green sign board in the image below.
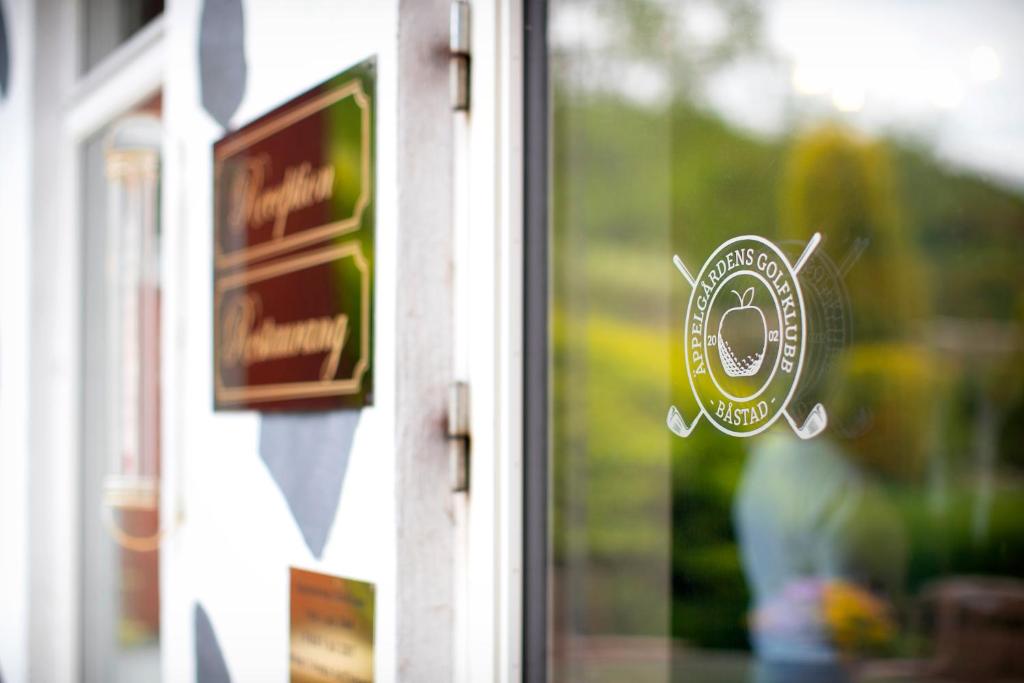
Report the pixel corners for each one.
[213,58,375,410]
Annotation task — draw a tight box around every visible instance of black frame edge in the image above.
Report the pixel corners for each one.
[523,0,549,681]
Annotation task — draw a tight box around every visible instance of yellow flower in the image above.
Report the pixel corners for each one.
[822,580,895,654]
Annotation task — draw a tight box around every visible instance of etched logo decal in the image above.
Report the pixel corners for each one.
[668,233,828,439]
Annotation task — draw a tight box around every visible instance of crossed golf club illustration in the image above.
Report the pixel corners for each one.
[668,233,829,440]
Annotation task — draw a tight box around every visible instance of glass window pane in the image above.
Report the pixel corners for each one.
[548,2,1024,682]
[82,0,164,73]
[81,96,162,683]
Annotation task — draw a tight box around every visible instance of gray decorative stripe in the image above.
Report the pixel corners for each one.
[198,0,246,128]
[195,603,232,683]
[0,0,10,98]
[260,411,359,558]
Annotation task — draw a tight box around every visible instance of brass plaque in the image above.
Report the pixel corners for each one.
[213,57,375,411]
[290,568,375,683]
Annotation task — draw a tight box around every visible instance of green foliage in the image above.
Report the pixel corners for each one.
[826,343,948,481]
[780,125,928,339]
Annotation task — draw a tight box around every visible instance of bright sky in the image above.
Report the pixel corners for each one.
[552,0,1024,188]
[705,0,1024,186]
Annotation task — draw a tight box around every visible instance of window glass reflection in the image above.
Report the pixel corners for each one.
[549,2,1024,681]
[82,0,164,73]
[81,96,162,683]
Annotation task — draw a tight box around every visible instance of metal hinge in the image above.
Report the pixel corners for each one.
[450,0,470,111]
[448,381,471,492]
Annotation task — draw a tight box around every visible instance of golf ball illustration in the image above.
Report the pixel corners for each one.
[717,287,767,377]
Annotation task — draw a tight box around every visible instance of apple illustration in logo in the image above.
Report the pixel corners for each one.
[717,287,767,378]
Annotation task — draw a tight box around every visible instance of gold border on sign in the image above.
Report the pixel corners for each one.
[214,242,371,405]
[214,79,372,269]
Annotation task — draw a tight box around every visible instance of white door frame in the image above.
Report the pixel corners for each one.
[454,1,525,681]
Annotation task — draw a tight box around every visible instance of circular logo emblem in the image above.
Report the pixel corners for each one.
[683,236,806,436]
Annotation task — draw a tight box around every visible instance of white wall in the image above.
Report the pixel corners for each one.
[0,0,32,680]
[161,0,400,681]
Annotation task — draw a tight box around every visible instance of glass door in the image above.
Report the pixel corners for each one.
[535,1,1024,681]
